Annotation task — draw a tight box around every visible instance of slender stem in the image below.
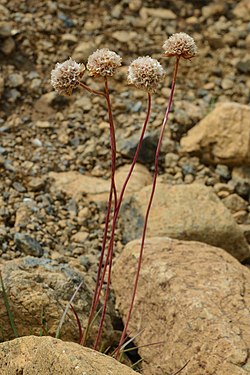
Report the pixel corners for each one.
[115,57,180,358]
[104,77,117,210]
[93,93,152,350]
[81,181,113,345]
[78,81,105,97]
[82,77,117,345]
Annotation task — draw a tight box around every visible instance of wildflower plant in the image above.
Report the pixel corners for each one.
[51,32,197,360]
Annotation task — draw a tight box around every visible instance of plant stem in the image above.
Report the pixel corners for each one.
[115,57,180,358]
[93,93,152,350]
[104,77,117,210]
[81,77,117,346]
[78,81,105,97]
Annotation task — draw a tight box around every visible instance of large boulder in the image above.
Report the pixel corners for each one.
[112,237,250,375]
[180,102,250,166]
[0,256,113,346]
[0,335,138,375]
[120,182,249,260]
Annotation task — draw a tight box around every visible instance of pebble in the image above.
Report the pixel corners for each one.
[7,73,24,88]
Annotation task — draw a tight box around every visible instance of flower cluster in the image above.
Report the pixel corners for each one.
[127,56,165,93]
[163,32,197,59]
[51,58,85,96]
[87,48,122,77]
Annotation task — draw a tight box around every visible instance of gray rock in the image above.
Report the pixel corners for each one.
[117,132,158,164]
[14,233,44,257]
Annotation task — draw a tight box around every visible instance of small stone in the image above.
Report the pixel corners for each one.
[61,33,77,44]
[215,164,231,181]
[28,177,46,192]
[140,7,176,19]
[233,210,248,224]
[222,194,248,213]
[72,41,96,62]
[14,233,44,257]
[36,121,51,128]
[221,78,234,90]
[75,97,92,111]
[1,37,15,55]
[7,73,24,88]
[0,22,12,37]
[71,232,88,243]
[112,31,137,43]
[13,182,26,193]
[129,0,142,11]
[235,180,250,199]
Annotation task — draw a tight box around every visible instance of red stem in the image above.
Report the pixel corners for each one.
[115,57,180,358]
[93,93,152,350]
[81,77,117,345]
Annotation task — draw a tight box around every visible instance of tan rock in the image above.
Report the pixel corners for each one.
[120,182,249,260]
[0,336,137,375]
[140,7,176,19]
[222,194,248,213]
[49,163,152,202]
[233,0,250,20]
[180,102,250,166]
[0,257,112,345]
[112,237,250,375]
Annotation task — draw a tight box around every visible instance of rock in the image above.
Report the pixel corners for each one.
[49,163,152,202]
[12,181,26,193]
[28,177,46,191]
[72,41,96,62]
[112,237,250,375]
[119,183,249,260]
[7,73,24,88]
[202,3,226,18]
[112,31,138,43]
[140,7,176,19]
[180,102,250,166]
[0,257,113,345]
[0,21,12,37]
[0,75,4,98]
[232,0,250,20]
[129,0,142,12]
[15,205,32,228]
[14,233,44,257]
[222,194,248,213]
[1,37,15,55]
[215,164,231,181]
[71,231,88,243]
[0,336,138,375]
[117,132,158,164]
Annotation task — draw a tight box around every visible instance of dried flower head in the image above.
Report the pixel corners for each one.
[127,56,165,93]
[163,32,197,59]
[87,48,122,77]
[51,58,85,96]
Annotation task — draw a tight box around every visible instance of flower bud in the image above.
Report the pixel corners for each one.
[51,58,85,96]
[127,56,165,93]
[87,48,122,77]
[163,32,197,59]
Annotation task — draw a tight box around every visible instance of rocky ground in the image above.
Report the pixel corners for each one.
[0,0,250,374]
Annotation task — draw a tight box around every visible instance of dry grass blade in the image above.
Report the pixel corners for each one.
[56,280,83,339]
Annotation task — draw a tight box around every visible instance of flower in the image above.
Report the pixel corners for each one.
[51,58,85,96]
[87,48,122,77]
[163,32,197,59]
[127,56,165,93]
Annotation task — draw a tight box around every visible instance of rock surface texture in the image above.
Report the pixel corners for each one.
[112,237,250,375]
[180,102,250,166]
[0,256,113,345]
[0,335,138,375]
[120,183,249,260]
